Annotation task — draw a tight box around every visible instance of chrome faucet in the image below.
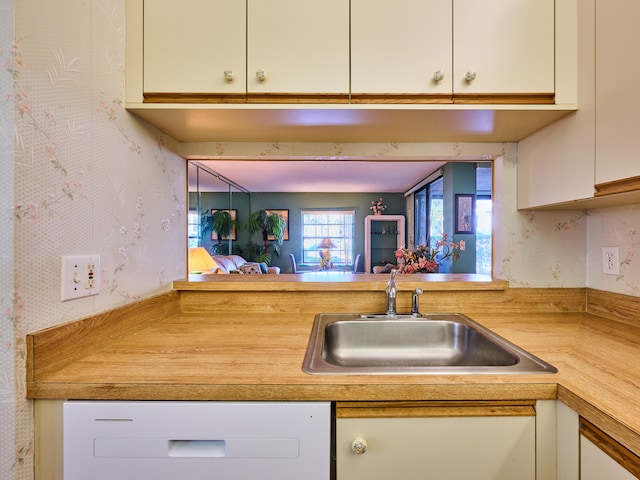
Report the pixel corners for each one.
[385,269,398,315]
[411,288,423,315]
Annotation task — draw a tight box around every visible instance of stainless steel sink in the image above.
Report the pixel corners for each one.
[302,313,557,375]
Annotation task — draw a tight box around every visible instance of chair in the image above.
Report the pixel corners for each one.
[352,254,362,273]
[289,253,298,274]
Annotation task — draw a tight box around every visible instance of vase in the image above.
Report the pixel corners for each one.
[374,211,382,216]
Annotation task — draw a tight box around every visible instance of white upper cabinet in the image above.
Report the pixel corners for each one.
[454,0,555,98]
[247,0,349,97]
[143,0,246,96]
[129,0,575,142]
[595,0,640,187]
[351,0,452,99]
[518,0,640,209]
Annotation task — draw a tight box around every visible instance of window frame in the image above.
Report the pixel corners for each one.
[301,209,355,267]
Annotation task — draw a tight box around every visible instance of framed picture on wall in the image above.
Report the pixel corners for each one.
[210,209,238,241]
[455,194,475,234]
[266,209,289,241]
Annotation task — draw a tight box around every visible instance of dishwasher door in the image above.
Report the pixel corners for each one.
[64,401,331,480]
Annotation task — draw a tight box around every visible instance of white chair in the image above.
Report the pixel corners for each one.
[289,253,298,274]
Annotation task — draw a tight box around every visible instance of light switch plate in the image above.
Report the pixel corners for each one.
[61,255,101,301]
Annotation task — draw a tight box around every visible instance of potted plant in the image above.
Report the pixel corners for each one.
[200,209,239,255]
[245,209,286,264]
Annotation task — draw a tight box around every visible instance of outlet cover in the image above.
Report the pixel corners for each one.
[602,247,620,276]
[61,255,101,301]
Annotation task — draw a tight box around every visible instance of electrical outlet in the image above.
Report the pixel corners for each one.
[602,247,620,275]
[61,255,101,301]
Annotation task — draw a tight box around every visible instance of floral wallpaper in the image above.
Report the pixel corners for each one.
[4,0,187,479]
[1,0,15,477]
[1,1,639,479]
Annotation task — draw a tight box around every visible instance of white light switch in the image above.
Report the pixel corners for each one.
[61,255,101,301]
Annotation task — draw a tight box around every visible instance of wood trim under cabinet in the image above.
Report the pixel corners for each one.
[350,93,453,104]
[144,93,248,104]
[595,175,640,197]
[580,417,640,479]
[247,93,350,104]
[453,93,555,104]
[336,401,537,419]
[143,92,555,105]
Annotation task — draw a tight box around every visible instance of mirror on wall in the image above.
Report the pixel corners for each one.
[188,162,249,256]
[187,159,492,275]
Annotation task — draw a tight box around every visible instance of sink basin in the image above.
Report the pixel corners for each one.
[302,313,557,375]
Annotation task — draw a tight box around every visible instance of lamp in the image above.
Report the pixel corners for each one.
[315,238,337,270]
[188,247,219,274]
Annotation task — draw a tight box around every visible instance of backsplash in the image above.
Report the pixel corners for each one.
[1,1,638,479]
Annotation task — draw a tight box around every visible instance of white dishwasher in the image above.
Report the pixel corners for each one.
[63,401,331,480]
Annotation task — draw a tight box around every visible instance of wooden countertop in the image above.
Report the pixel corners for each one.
[25,285,640,458]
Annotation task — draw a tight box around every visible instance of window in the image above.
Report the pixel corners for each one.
[475,165,493,276]
[413,165,492,275]
[188,210,200,248]
[475,196,492,275]
[414,175,443,249]
[301,210,355,267]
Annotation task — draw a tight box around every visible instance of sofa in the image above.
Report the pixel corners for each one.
[211,255,281,274]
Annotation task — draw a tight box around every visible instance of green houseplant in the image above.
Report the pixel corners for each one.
[245,209,286,264]
[200,209,239,255]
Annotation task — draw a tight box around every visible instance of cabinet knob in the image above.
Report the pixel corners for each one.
[224,70,234,81]
[351,437,368,455]
[433,70,445,82]
[464,71,477,83]
[256,69,267,82]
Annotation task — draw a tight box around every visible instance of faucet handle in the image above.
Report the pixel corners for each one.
[411,288,423,314]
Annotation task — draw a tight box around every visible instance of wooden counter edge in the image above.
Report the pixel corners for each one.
[26,382,558,403]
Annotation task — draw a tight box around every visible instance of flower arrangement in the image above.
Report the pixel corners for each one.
[370,197,387,214]
[395,234,465,273]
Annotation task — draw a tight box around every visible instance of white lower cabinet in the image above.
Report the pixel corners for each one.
[336,403,537,480]
[581,435,637,480]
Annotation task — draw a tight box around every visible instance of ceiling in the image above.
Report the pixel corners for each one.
[188,159,449,193]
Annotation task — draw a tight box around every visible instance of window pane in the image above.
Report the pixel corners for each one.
[301,210,355,267]
[428,177,444,249]
[188,211,200,248]
[476,197,492,275]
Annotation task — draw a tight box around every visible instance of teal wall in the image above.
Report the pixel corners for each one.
[192,191,406,273]
[191,173,484,274]
[443,163,477,273]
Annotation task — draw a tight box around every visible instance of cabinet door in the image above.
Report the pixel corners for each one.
[581,436,637,480]
[143,0,246,96]
[351,0,452,99]
[453,0,555,98]
[247,0,349,97]
[337,415,536,480]
[516,0,596,209]
[595,0,640,187]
